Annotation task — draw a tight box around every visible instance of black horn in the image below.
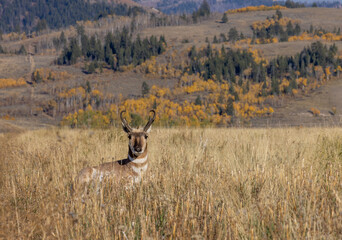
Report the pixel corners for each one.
[120,110,132,133]
[144,110,156,132]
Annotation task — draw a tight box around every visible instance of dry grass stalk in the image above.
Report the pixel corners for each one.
[0,127,341,239]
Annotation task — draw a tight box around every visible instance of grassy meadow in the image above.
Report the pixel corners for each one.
[0,127,341,239]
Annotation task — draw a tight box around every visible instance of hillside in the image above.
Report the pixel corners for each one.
[0,0,145,33]
[1,6,342,238]
[135,0,276,13]
[0,7,342,132]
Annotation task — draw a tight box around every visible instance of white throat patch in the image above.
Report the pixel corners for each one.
[129,154,148,164]
[132,163,148,174]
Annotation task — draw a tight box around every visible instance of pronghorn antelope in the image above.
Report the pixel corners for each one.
[75,110,156,190]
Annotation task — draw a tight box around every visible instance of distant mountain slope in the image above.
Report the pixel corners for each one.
[94,0,141,7]
[134,0,275,13]
[0,0,145,34]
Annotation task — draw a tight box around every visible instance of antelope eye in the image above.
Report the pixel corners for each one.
[128,135,132,139]
[144,135,148,139]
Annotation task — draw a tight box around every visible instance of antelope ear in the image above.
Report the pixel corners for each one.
[122,122,131,133]
[145,125,152,134]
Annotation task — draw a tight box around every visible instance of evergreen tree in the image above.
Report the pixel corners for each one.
[86,62,96,74]
[275,9,283,20]
[228,27,239,42]
[226,97,234,116]
[18,45,27,55]
[81,34,90,56]
[221,13,228,23]
[213,35,218,43]
[286,21,294,36]
[60,31,67,46]
[36,19,47,34]
[142,81,150,97]
[192,11,198,24]
[0,44,4,54]
[219,33,227,42]
[294,23,301,36]
[271,77,280,95]
[309,25,314,34]
[198,0,210,17]
[0,0,143,33]
[195,95,202,105]
[280,29,288,42]
[32,71,43,84]
[86,80,92,93]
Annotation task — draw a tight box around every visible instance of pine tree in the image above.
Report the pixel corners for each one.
[60,31,67,46]
[213,35,218,43]
[221,13,228,23]
[192,11,198,23]
[86,81,92,93]
[195,95,202,105]
[275,9,283,20]
[36,19,47,34]
[294,23,301,36]
[280,29,288,42]
[286,21,294,36]
[228,27,239,42]
[142,81,150,97]
[69,38,81,64]
[32,71,43,84]
[18,45,27,55]
[271,77,280,95]
[87,62,96,74]
[0,44,4,54]
[81,34,90,56]
[226,97,234,116]
[309,25,314,34]
[198,0,210,17]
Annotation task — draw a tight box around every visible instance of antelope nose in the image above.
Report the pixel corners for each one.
[135,147,142,152]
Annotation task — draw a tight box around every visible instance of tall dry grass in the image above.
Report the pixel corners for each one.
[0,127,341,239]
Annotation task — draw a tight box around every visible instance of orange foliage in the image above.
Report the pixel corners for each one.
[310,107,320,117]
[32,68,72,82]
[58,87,86,99]
[1,114,15,120]
[251,17,298,31]
[0,78,26,89]
[248,48,268,66]
[289,32,342,42]
[227,5,286,14]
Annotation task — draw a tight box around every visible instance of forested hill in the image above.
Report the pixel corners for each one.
[134,0,275,14]
[0,0,145,33]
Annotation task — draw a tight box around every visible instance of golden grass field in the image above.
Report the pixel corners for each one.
[0,127,341,239]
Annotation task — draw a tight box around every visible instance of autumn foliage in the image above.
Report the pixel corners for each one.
[310,107,320,117]
[32,68,72,83]
[0,77,26,89]
[60,41,342,128]
[227,5,287,14]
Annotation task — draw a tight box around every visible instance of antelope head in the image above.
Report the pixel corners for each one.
[120,110,156,157]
